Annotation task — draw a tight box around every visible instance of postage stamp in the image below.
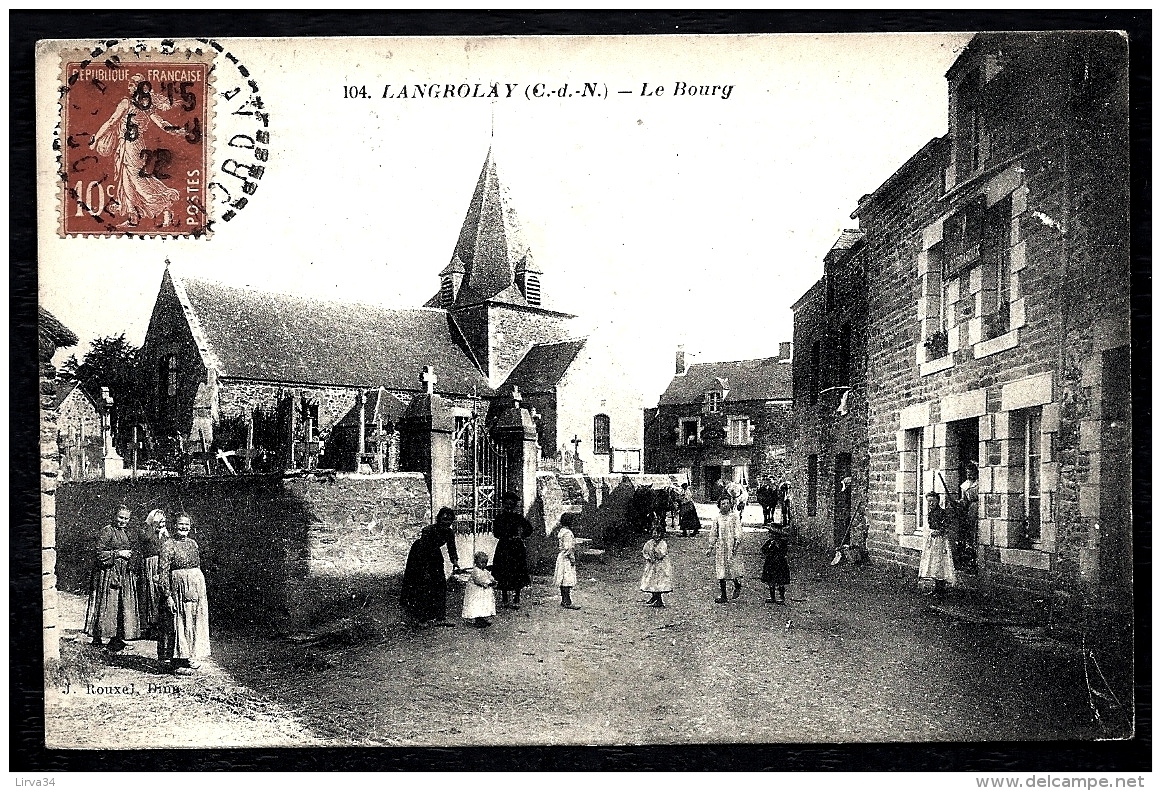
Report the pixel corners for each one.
[59,49,215,237]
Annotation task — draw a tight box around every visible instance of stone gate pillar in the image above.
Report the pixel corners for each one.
[398,367,454,516]
[491,385,545,561]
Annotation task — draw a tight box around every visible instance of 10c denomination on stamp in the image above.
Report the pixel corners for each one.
[60,49,215,237]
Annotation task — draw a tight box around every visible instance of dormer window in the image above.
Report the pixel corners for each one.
[953,69,987,184]
[706,391,722,413]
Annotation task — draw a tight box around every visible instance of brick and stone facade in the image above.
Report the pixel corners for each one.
[646,347,793,501]
[845,32,1130,602]
[790,232,870,548]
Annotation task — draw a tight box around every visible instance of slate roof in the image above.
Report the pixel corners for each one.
[658,357,792,406]
[447,148,538,308]
[501,339,587,393]
[174,273,493,396]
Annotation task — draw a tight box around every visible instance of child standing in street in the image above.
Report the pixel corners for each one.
[462,551,497,628]
[640,522,673,607]
[760,526,791,604]
[553,513,581,609]
[707,496,745,603]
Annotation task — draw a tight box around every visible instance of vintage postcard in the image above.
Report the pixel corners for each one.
[34,32,1135,753]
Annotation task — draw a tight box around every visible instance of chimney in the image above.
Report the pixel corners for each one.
[778,342,793,362]
[675,345,687,375]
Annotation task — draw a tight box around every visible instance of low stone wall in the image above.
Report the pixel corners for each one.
[56,473,431,631]
[528,473,688,570]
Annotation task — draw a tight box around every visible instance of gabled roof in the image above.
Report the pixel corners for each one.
[501,339,587,394]
[659,357,792,406]
[51,379,100,411]
[169,272,494,396]
[448,148,538,308]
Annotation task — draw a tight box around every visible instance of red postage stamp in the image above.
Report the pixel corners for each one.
[60,50,215,237]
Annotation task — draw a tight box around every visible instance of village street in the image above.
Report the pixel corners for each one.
[47,511,1111,749]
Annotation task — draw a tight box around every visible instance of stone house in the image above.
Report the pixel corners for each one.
[53,380,104,481]
[790,230,870,548]
[135,147,643,482]
[39,306,79,662]
[824,32,1130,601]
[645,346,793,501]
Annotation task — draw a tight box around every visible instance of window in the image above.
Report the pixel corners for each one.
[593,414,610,455]
[905,428,927,533]
[836,322,852,387]
[807,454,818,516]
[955,71,984,178]
[440,276,455,307]
[809,340,821,405]
[679,418,700,446]
[1022,408,1043,544]
[706,391,722,413]
[727,416,752,446]
[166,354,178,397]
[981,195,1013,339]
[612,448,641,473]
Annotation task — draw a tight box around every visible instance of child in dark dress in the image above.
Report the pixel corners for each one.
[760,527,791,604]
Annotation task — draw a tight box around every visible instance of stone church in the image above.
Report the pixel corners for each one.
[135,148,643,476]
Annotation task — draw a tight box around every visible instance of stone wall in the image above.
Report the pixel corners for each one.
[55,473,431,630]
[528,473,688,569]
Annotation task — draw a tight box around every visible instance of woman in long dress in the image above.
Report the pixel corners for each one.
[84,504,143,652]
[159,513,210,674]
[707,496,745,603]
[678,483,701,537]
[918,492,957,596]
[640,523,673,607]
[552,513,581,609]
[89,77,187,228]
[400,508,461,626]
[138,509,175,669]
[491,493,533,609]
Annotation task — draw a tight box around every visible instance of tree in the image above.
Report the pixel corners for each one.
[60,334,142,445]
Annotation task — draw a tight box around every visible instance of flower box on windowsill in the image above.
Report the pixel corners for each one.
[983,310,1010,341]
[923,329,949,360]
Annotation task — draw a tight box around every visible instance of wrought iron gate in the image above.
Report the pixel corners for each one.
[452,415,509,535]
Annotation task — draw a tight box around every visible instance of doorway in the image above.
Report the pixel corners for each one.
[948,418,980,573]
[833,453,852,547]
[704,465,723,502]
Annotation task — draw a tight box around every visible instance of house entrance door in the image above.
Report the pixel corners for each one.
[949,418,980,574]
[704,465,723,502]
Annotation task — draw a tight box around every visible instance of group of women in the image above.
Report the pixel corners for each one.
[84,504,211,675]
[399,493,536,626]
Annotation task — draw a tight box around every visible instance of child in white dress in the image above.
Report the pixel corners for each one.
[552,513,581,609]
[462,551,497,628]
[640,522,673,607]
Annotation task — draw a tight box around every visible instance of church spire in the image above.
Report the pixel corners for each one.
[441,147,540,309]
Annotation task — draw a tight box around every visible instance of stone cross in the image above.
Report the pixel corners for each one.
[570,434,582,456]
[421,365,437,395]
[100,387,114,455]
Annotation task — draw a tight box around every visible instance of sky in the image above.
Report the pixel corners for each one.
[37,33,974,402]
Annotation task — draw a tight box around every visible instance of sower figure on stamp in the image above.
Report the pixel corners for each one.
[491,492,533,609]
[90,75,188,229]
[85,504,143,653]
